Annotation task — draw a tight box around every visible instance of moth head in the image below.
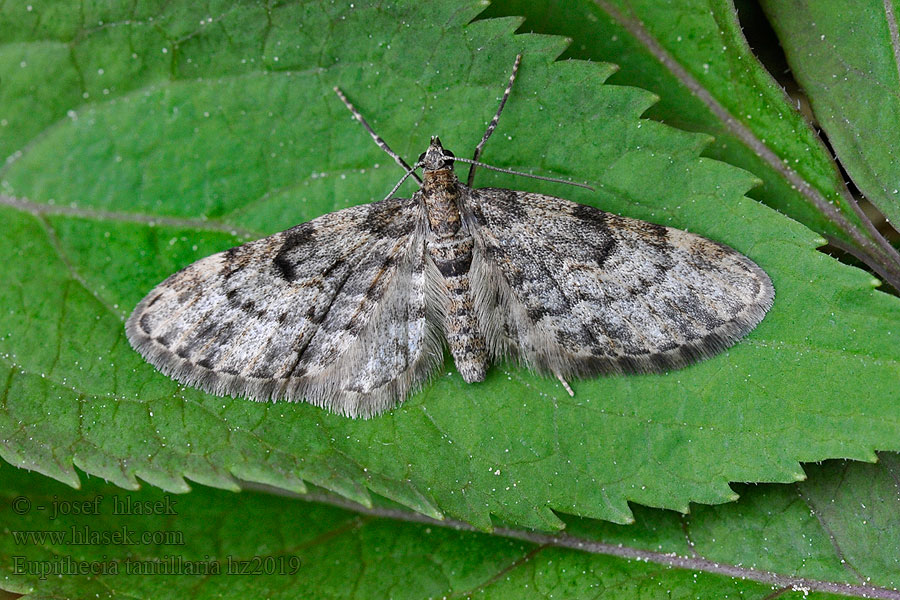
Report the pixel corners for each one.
[418,136,455,172]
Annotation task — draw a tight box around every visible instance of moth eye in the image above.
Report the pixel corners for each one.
[443,149,455,160]
[418,152,427,163]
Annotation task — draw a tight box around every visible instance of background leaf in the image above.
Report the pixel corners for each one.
[1,0,899,538]
[760,0,900,230]
[2,458,899,599]
[480,0,900,288]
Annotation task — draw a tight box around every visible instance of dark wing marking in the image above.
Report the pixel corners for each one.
[126,197,442,417]
[467,188,774,377]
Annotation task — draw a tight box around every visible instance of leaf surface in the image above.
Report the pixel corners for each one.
[1,0,899,531]
[2,457,899,599]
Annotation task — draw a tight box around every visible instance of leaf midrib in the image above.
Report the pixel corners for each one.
[250,486,900,600]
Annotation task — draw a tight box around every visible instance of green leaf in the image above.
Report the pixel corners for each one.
[1,0,899,533]
[2,457,899,598]
[480,0,900,288]
[760,0,900,230]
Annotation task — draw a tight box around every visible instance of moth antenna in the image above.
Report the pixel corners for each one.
[334,86,423,185]
[451,156,594,191]
[468,54,522,187]
[382,162,424,201]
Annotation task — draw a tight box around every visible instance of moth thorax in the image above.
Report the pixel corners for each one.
[422,175,463,237]
[423,169,459,192]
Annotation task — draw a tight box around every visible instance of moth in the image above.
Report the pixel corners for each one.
[126,55,774,418]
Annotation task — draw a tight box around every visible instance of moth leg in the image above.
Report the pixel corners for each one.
[555,371,575,397]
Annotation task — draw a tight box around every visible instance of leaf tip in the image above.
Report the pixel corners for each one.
[58,469,83,490]
[418,503,445,521]
[355,490,375,509]
[607,504,635,525]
